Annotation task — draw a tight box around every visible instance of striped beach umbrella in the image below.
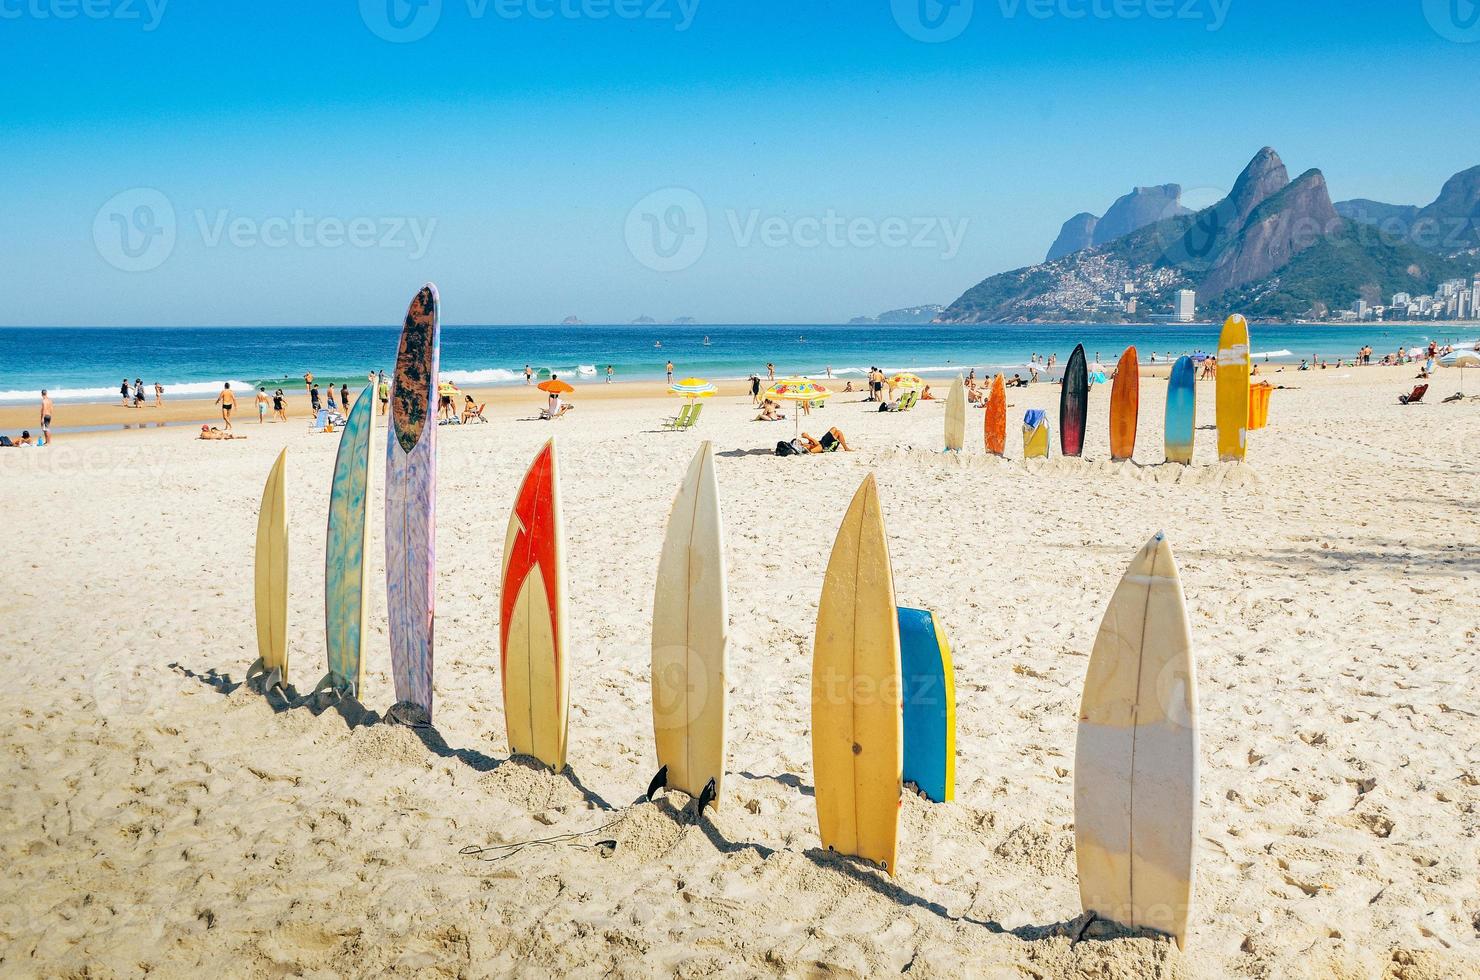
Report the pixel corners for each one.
[764,377,832,433]
[670,377,718,400]
[888,372,925,391]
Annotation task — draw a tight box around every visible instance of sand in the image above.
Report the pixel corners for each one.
[1,366,1477,978]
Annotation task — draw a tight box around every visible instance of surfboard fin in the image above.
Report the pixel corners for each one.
[645,765,668,802]
[695,777,717,815]
[311,672,357,703]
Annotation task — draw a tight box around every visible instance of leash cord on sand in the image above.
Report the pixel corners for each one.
[459,810,632,862]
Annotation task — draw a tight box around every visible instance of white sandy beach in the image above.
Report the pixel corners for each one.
[1,366,1477,978]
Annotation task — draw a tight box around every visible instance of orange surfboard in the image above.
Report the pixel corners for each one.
[1109,348,1139,462]
[984,374,1007,456]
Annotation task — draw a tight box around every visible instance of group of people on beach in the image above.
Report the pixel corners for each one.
[119,378,163,408]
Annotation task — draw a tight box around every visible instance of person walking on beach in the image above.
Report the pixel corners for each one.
[326,385,338,412]
[154,382,163,407]
[766,362,775,381]
[666,360,674,384]
[255,387,269,423]
[340,383,350,410]
[39,390,53,445]
[606,365,614,384]
[120,379,130,407]
[272,388,287,422]
[215,382,237,431]
[377,375,389,415]
[310,384,322,414]
[133,379,145,407]
[749,374,761,405]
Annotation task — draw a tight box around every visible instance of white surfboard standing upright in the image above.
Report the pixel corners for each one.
[1075,533,1199,949]
[649,441,728,811]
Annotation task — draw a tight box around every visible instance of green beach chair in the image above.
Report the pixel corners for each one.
[682,403,705,429]
[663,404,694,430]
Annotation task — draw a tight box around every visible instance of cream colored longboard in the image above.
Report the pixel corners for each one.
[253,448,288,690]
[943,375,966,452]
[1075,533,1198,948]
[500,440,569,771]
[812,474,903,873]
[650,442,728,811]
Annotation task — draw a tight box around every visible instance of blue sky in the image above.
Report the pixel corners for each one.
[4,0,1477,325]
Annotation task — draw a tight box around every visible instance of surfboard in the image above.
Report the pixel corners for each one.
[1075,532,1198,949]
[1109,347,1139,462]
[1216,314,1251,462]
[943,375,966,452]
[984,374,1007,456]
[323,384,375,697]
[1061,344,1089,457]
[1023,408,1049,459]
[651,441,728,810]
[501,438,569,772]
[897,607,955,804]
[254,448,288,688]
[385,284,439,723]
[813,473,902,873]
[1164,356,1196,465]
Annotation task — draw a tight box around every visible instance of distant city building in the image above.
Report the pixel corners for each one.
[1472,276,1480,319]
[1174,289,1196,322]
[1391,292,1411,308]
[1125,296,1138,315]
[1354,299,1370,321]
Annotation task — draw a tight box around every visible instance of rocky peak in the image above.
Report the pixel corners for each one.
[1199,168,1339,300]
[1227,147,1290,225]
[1097,184,1187,243]
[1046,212,1100,261]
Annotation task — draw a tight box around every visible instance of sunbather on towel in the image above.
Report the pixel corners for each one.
[754,399,786,421]
[199,425,247,440]
[798,428,852,453]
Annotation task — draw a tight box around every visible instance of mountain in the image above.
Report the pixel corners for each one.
[938,148,1479,323]
[1046,185,1188,260]
[848,304,945,325]
[1334,166,1480,254]
[630,315,658,324]
[560,315,585,325]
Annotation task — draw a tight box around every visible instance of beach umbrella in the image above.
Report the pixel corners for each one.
[437,381,459,396]
[1444,351,1479,392]
[669,377,718,400]
[888,372,925,391]
[537,379,574,395]
[764,377,833,433]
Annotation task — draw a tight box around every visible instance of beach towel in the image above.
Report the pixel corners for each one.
[1023,409,1047,428]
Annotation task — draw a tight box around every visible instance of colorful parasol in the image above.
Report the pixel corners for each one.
[888,372,925,390]
[763,377,832,433]
[537,379,574,394]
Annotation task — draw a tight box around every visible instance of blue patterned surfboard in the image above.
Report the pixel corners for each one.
[897,606,955,803]
[1165,355,1196,465]
[323,383,375,697]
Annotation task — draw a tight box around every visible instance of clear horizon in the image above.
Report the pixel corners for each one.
[5,1,1478,327]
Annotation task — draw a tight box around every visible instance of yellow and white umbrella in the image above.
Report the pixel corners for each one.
[887,372,925,391]
[669,377,718,400]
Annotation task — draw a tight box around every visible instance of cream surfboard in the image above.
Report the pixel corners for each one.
[943,375,966,452]
[812,474,903,873]
[385,284,439,724]
[501,439,569,772]
[1216,314,1251,462]
[649,442,728,811]
[321,384,375,699]
[253,448,288,691]
[1075,533,1198,949]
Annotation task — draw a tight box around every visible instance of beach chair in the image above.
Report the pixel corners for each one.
[466,403,488,423]
[663,404,694,430]
[1398,384,1428,405]
[309,409,329,431]
[683,403,705,429]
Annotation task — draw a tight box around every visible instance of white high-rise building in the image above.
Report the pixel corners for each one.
[1174,289,1196,322]
[1471,276,1480,320]
[1354,299,1370,320]
[1392,292,1412,308]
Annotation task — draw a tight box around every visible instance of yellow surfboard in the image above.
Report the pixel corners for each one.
[1216,314,1251,462]
[254,448,288,689]
[651,442,728,810]
[812,474,903,873]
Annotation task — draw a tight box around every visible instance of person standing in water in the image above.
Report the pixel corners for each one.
[154,382,163,407]
[524,365,533,385]
[666,360,674,384]
[215,382,237,431]
[606,364,614,384]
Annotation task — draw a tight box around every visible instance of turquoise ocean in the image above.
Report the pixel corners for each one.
[3,322,1474,405]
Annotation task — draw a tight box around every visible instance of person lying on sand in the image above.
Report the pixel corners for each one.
[1,430,35,447]
[198,425,247,441]
[798,428,853,453]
